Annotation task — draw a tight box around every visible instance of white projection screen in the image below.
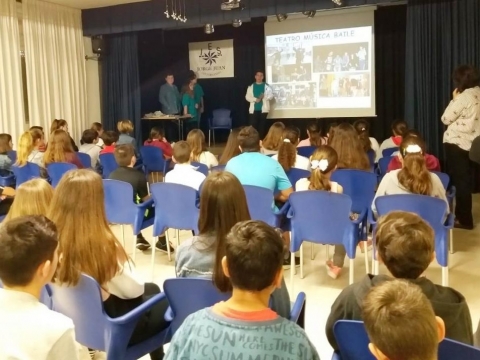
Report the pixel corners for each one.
[265,7,376,119]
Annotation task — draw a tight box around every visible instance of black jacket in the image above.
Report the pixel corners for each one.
[326,274,474,349]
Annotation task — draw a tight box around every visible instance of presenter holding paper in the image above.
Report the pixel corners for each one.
[245,71,274,138]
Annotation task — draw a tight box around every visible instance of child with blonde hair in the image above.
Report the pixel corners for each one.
[16,129,45,167]
[4,179,53,221]
[117,120,139,158]
[261,122,285,155]
[186,129,218,169]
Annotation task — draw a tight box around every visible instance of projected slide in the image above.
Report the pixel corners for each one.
[265,25,374,118]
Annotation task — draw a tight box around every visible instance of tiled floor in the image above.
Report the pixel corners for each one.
[82,194,480,360]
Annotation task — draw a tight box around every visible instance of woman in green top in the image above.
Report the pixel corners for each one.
[182,79,198,132]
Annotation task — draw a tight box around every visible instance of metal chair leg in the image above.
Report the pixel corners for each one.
[349,258,354,285]
[208,130,211,147]
[290,252,295,294]
[449,229,454,254]
[300,243,304,279]
[165,231,172,262]
[363,243,369,274]
[120,225,125,248]
[150,235,156,281]
[442,266,449,287]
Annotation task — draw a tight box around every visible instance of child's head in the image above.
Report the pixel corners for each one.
[29,125,44,133]
[47,169,127,286]
[186,129,206,161]
[50,119,68,134]
[114,144,136,167]
[277,126,300,172]
[223,221,284,294]
[376,211,434,279]
[81,129,99,145]
[218,127,242,165]
[91,122,103,136]
[117,119,134,134]
[238,126,260,153]
[328,123,370,170]
[262,122,285,151]
[391,119,408,137]
[306,120,323,147]
[172,141,191,164]
[16,131,35,166]
[4,179,54,222]
[43,130,74,165]
[362,279,444,360]
[198,172,251,292]
[0,215,59,288]
[308,145,338,191]
[353,119,372,152]
[398,135,432,195]
[101,131,119,146]
[0,133,13,153]
[452,65,480,93]
[148,126,165,142]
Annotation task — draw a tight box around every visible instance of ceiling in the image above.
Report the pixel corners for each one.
[44,0,150,10]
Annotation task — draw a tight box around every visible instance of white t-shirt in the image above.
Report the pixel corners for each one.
[165,163,206,191]
[107,261,145,300]
[272,154,311,171]
[295,178,340,192]
[79,143,101,168]
[0,288,79,360]
[193,151,218,169]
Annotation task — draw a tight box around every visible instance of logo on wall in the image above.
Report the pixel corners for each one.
[189,39,234,78]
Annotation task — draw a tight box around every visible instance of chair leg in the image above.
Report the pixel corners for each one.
[176,229,180,248]
[349,258,354,285]
[374,260,379,275]
[300,243,304,279]
[165,231,172,262]
[442,266,448,286]
[213,130,216,146]
[449,229,454,254]
[150,235,156,281]
[121,225,125,248]
[363,243,369,274]
[311,243,314,260]
[208,130,211,148]
[290,252,295,294]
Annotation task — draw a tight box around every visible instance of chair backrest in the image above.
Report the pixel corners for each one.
[367,149,375,169]
[11,162,42,186]
[140,146,166,173]
[382,147,398,157]
[432,171,450,190]
[0,171,15,187]
[46,162,77,187]
[7,150,17,163]
[243,185,277,226]
[333,320,376,360]
[378,156,392,177]
[77,152,92,168]
[211,165,226,172]
[150,182,199,236]
[191,161,209,176]
[211,109,232,128]
[297,146,316,158]
[331,169,377,213]
[49,274,109,351]
[164,278,230,336]
[102,179,136,224]
[288,191,353,251]
[99,153,118,178]
[438,338,480,360]
[286,168,310,190]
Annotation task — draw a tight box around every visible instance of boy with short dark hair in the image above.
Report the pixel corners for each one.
[165,220,320,360]
[79,129,101,168]
[100,130,119,155]
[0,215,79,359]
[109,144,169,252]
[164,141,206,190]
[326,211,473,349]
[362,279,445,360]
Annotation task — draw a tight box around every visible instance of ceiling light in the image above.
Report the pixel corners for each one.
[204,24,214,34]
[303,10,316,18]
[232,19,242,28]
[332,0,343,6]
[276,14,288,22]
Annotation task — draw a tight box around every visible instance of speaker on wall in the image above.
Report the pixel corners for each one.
[91,36,107,55]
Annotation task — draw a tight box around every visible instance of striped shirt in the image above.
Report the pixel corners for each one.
[442,87,480,151]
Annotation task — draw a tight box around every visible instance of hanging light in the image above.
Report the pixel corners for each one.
[302,10,316,18]
[204,24,215,34]
[276,14,288,22]
[232,19,242,28]
[332,0,343,6]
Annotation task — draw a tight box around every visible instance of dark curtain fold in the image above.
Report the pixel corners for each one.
[405,0,480,162]
[102,32,142,143]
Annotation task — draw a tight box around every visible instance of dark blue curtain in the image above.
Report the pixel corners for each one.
[102,32,142,143]
[405,0,480,161]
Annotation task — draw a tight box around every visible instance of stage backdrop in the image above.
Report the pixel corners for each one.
[189,39,234,78]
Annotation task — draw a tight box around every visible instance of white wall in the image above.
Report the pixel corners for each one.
[83,36,101,125]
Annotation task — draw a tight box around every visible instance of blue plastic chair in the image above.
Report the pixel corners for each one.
[367,149,375,168]
[332,320,374,360]
[150,183,199,271]
[77,152,92,168]
[438,338,480,360]
[140,146,168,182]
[103,179,154,260]
[7,150,17,163]
[208,108,232,147]
[99,153,118,179]
[368,194,453,286]
[0,170,15,187]
[382,147,398,157]
[243,185,289,228]
[286,168,310,190]
[191,161,209,176]
[432,171,456,253]
[50,274,169,360]
[288,191,365,287]
[297,146,317,158]
[211,165,226,172]
[377,156,392,179]
[46,162,77,188]
[11,162,42,186]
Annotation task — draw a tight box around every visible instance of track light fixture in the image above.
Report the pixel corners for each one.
[204,24,215,34]
[232,19,242,28]
[303,10,316,18]
[276,14,288,22]
[332,0,343,6]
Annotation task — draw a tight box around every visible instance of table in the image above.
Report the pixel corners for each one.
[141,115,192,141]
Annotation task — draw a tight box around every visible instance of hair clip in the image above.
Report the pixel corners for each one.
[311,159,329,171]
[405,144,422,154]
[283,139,291,143]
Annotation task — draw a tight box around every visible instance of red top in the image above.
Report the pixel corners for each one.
[391,136,403,146]
[387,153,441,172]
[143,139,173,158]
[100,145,115,155]
[65,152,84,169]
[212,302,278,321]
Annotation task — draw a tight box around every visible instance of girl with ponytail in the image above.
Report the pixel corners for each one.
[16,129,45,167]
[373,135,448,215]
[273,126,310,172]
[298,120,326,147]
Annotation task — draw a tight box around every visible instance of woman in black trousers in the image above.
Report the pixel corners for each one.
[442,65,480,229]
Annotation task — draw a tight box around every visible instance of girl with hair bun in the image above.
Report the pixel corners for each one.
[298,120,326,147]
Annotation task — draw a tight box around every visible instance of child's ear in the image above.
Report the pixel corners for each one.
[273,268,283,289]
[436,316,446,342]
[368,343,387,360]
[221,256,230,278]
[172,156,178,164]
[431,251,436,264]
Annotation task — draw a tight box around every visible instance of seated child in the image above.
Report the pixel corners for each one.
[0,215,79,359]
[165,141,206,191]
[298,120,327,147]
[261,121,285,155]
[144,126,173,159]
[165,220,320,360]
[272,126,311,171]
[0,186,16,217]
[17,128,45,167]
[326,211,473,350]
[91,122,104,148]
[109,144,169,253]
[79,129,101,168]
[378,119,408,161]
[100,131,119,155]
[186,129,218,169]
[362,279,445,360]
[117,120,139,158]
[43,130,83,169]
[0,133,13,172]
[29,126,46,152]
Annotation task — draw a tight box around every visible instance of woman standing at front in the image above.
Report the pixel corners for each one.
[442,65,480,230]
[182,78,198,133]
